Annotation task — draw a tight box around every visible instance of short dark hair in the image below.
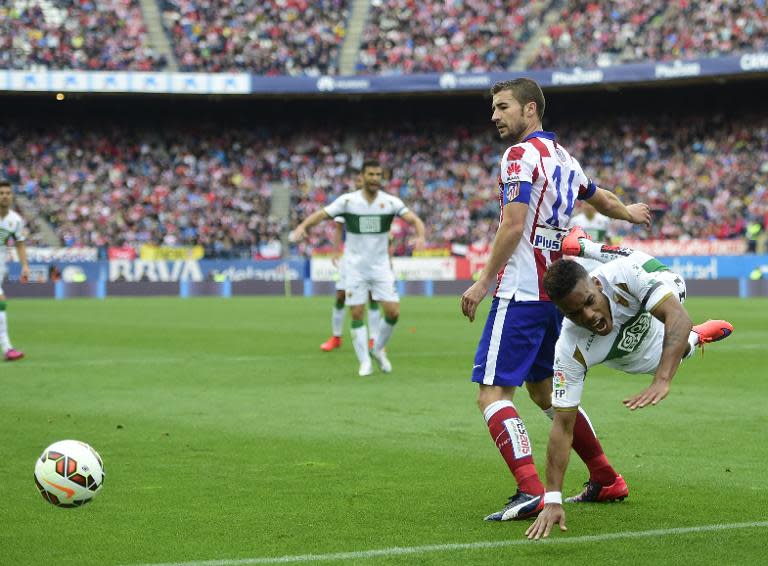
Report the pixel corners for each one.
[362,159,381,172]
[490,78,546,121]
[543,259,589,302]
[0,180,10,189]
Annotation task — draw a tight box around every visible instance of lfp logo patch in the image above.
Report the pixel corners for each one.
[554,370,566,399]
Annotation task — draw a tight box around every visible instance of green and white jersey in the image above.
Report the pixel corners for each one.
[0,210,25,267]
[552,257,677,410]
[324,190,407,278]
[570,211,610,241]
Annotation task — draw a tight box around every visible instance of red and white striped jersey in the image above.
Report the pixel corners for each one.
[495,131,596,301]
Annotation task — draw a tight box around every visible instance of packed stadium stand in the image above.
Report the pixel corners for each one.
[2,88,766,257]
[530,0,768,70]
[355,0,551,74]
[0,0,166,71]
[3,1,765,74]
[159,0,350,75]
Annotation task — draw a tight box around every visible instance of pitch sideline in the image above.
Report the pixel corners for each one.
[126,521,768,566]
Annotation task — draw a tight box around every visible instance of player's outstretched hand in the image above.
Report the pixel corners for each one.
[461,280,489,322]
[20,267,30,283]
[525,504,567,540]
[626,203,651,228]
[411,236,426,253]
[623,379,670,410]
[288,227,306,244]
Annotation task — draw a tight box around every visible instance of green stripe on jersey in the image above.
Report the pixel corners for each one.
[605,311,653,361]
[0,228,13,245]
[642,258,670,273]
[343,213,396,234]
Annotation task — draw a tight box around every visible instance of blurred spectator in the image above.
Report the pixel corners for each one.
[357,0,549,74]
[0,0,166,71]
[160,0,349,75]
[532,0,768,69]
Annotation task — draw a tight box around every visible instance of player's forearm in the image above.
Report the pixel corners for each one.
[333,227,344,251]
[655,309,693,382]
[15,242,28,269]
[477,222,523,284]
[299,209,330,231]
[411,216,426,241]
[590,188,631,222]
[545,412,576,492]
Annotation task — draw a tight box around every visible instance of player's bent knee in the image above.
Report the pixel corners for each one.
[476,385,513,412]
[526,380,553,410]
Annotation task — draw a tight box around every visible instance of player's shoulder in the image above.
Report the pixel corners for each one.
[559,318,593,346]
[376,190,406,207]
[2,209,24,225]
[502,140,538,163]
[556,319,593,364]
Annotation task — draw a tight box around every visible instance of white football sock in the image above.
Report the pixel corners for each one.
[368,307,381,342]
[373,318,396,352]
[350,324,369,364]
[0,312,12,353]
[331,306,345,337]
[580,239,606,261]
[684,330,699,359]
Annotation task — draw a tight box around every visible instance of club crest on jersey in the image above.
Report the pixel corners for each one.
[505,181,520,202]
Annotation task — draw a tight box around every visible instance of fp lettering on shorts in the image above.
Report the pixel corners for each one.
[503,417,532,458]
[532,225,566,252]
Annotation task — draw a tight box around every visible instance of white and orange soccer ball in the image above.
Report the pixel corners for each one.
[34,440,105,507]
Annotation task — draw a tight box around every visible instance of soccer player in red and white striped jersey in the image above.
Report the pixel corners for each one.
[460,79,651,521]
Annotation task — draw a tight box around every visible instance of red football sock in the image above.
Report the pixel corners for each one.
[484,401,544,495]
[571,408,618,486]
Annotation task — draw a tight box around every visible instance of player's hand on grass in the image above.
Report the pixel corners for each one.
[623,379,670,410]
[461,279,489,322]
[626,203,652,228]
[525,504,567,540]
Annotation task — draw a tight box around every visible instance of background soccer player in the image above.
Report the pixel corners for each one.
[291,160,425,376]
[569,201,613,273]
[460,79,652,521]
[526,257,733,539]
[0,181,29,361]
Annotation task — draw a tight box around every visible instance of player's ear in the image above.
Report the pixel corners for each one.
[592,276,603,291]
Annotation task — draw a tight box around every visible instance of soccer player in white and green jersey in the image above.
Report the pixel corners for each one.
[525,255,733,539]
[290,160,426,376]
[0,181,29,361]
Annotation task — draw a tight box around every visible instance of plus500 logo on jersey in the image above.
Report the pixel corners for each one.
[533,226,563,251]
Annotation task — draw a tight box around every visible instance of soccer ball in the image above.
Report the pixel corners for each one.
[34,440,105,507]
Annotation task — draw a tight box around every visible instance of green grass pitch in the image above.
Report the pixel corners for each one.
[1,296,766,565]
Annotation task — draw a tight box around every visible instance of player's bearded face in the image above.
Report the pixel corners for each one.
[492,92,528,142]
[0,188,11,207]
[362,167,383,192]
[558,278,614,335]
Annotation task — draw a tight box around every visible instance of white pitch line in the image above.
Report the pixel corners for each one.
[125,521,768,566]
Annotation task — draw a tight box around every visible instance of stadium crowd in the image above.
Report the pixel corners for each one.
[356,0,550,74]
[0,0,165,71]
[531,0,768,69]
[160,0,349,75]
[1,111,766,257]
